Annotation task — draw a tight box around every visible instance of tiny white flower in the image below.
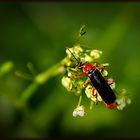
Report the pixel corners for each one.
[73,110,78,117]
[116,88,131,111]
[116,98,125,105]
[117,103,126,110]
[110,82,115,89]
[126,98,131,104]
[68,72,72,77]
[78,111,85,117]
[78,107,83,112]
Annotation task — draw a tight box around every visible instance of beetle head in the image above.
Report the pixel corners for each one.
[76,62,86,69]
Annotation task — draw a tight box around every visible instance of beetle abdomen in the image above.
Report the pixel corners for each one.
[88,69,116,104]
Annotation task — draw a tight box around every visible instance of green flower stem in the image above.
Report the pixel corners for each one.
[90,101,93,110]
[77,95,82,107]
[20,59,65,105]
[20,82,39,104]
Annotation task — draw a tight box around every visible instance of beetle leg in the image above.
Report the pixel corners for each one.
[95,65,105,72]
[78,72,86,77]
[84,77,90,87]
[71,72,86,78]
[92,88,98,105]
[107,79,114,85]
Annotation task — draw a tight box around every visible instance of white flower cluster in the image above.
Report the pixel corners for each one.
[116,89,131,110]
[73,106,85,117]
[85,84,102,103]
[90,50,102,59]
[65,44,103,65]
[61,44,131,117]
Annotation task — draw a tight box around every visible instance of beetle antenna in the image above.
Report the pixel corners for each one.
[66,47,80,64]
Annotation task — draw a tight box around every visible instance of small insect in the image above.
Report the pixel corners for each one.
[67,47,117,109]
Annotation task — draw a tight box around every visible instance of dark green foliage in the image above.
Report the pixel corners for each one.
[0,2,140,138]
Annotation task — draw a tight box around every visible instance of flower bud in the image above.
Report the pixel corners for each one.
[73,44,83,55]
[85,85,102,102]
[90,50,102,59]
[85,84,92,98]
[102,63,109,67]
[61,76,72,92]
[102,70,108,77]
[66,48,73,59]
[84,54,94,62]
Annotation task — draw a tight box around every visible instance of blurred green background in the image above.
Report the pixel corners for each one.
[0,2,140,138]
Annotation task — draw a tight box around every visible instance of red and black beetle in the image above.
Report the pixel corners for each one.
[67,48,117,109]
